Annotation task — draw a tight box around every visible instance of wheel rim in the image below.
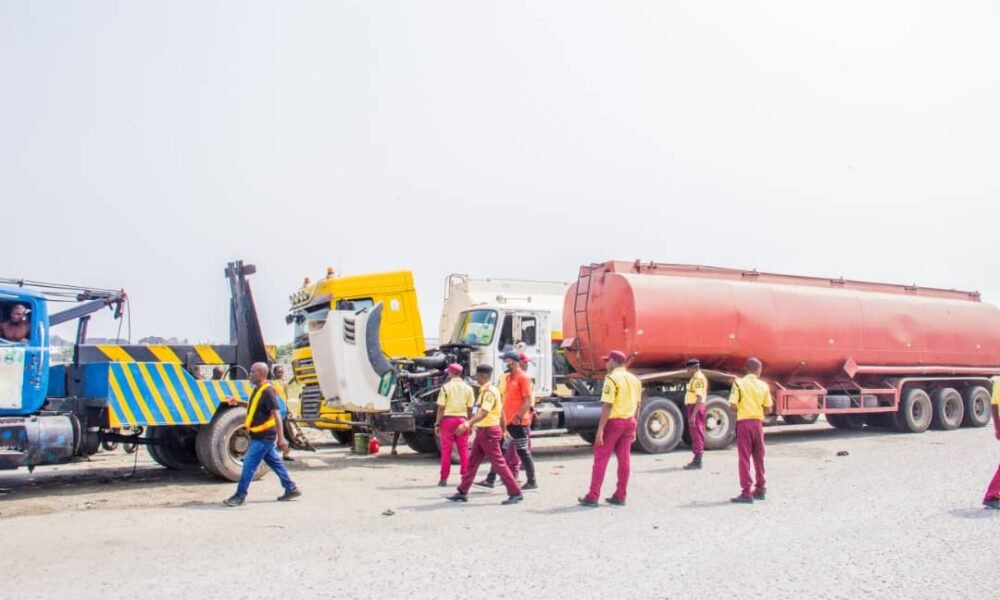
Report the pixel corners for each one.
[974,397,988,421]
[945,399,960,423]
[705,407,730,442]
[228,429,251,462]
[645,409,675,440]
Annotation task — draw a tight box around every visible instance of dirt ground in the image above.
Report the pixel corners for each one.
[3,421,999,599]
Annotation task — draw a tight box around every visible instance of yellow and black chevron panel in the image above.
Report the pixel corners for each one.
[78,344,236,365]
[105,362,253,427]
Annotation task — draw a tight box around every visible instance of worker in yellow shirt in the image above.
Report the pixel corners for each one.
[729,357,773,504]
[434,363,475,486]
[448,365,523,505]
[982,378,1000,509]
[683,358,708,470]
[579,350,641,507]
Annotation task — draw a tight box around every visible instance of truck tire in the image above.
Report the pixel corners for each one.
[195,408,266,482]
[961,386,992,428]
[827,414,866,430]
[930,388,964,431]
[147,426,202,472]
[579,431,597,445]
[634,397,684,454]
[783,414,820,425]
[331,430,354,445]
[703,396,736,450]
[403,432,439,454]
[895,388,933,433]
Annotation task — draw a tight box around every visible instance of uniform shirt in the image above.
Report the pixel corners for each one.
[684,370,708,405]
[437,378,475,417]
[729,374,773,421]
[503,371,533,425]
[477,383,503,428]
[248,385,280,440]
[992,378,1000,407]
[601,367,642,420]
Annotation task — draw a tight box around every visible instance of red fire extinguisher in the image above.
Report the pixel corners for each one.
[369,436,380,454]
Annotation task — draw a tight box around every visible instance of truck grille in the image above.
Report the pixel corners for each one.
[300,384,323,420]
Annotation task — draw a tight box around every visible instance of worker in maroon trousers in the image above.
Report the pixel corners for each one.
[729,357,773,504]
[579,350,641,507]
[982,378,1000,510]
[683,358,708,470]
[447,364,523,505]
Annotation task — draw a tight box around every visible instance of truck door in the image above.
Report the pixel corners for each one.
[0,296,49,415]
[513,312,551,396]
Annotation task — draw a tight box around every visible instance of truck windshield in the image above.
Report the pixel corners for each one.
[451,310,497,346]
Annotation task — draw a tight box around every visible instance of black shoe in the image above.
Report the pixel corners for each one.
[223,495,245,507]
[473,479,495,489]
[683,457,703,470]
[501,494,524,505]
[437,480,448,487]
[605,496,626,506]
[730,495,754,504]
[522,481,538,491]
[447,492,468,503]
[277,488,302,502]
[283,455,295,462]
[578,496,599,507]
[984,498,1000,510]
[753,491,766,501]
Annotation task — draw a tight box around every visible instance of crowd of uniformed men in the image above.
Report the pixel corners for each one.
[222,352,1000,511]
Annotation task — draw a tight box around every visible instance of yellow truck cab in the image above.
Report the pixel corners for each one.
[287,268,425,442]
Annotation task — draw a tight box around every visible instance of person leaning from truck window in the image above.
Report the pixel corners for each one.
[222,362,302,507]
[683,359,709,470]
[981,378,1000,510]
[729,357,773,504]
[434,363,475,486]
[0,303,30,343]
[448,364,523,505]
[480,351,535,488]
[272,364,295,463]
[578,350,641,507]
[212,366,226,380]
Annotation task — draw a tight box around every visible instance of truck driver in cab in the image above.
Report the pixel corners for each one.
[1,303,30,343]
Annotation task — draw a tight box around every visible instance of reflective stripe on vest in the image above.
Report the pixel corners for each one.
[245,382,277,433]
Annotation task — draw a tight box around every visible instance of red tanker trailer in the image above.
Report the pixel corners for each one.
[562,260,1000,449]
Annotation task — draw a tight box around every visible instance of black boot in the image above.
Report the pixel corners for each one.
[683,454,703,470]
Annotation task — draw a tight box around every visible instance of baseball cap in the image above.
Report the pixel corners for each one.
[686,358,700,367]
[518,352,531,364]
[445,363,463,376]
[601,350,628,364]
[500,351,520,362]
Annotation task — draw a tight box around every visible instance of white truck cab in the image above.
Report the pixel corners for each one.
[447,306,553,396]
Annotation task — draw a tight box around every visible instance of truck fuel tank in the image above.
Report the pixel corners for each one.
[0,414,76,470]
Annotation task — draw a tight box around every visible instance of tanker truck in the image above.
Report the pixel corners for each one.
[308,260,1000,455]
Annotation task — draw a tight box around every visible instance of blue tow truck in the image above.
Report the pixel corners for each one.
[0,260,299,482]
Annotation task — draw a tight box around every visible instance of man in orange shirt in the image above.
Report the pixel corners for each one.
[493,351,537,489]
[729,357,773,504]
[479,352,535,488]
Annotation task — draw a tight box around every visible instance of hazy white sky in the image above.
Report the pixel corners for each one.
[3,1,999,344]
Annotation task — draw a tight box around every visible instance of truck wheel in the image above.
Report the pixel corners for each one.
[961,386,991,428]
[102,439,120,452]
[703,396,736,450]
[896,388,932,433]
[579,431,597,445]
[195,408,266,482]
[331,430,354,445]
[147,426,202,472]
[783,414,820,425]
[403,432,439,454]
[634,397,684,454]
[930,388,964,431]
